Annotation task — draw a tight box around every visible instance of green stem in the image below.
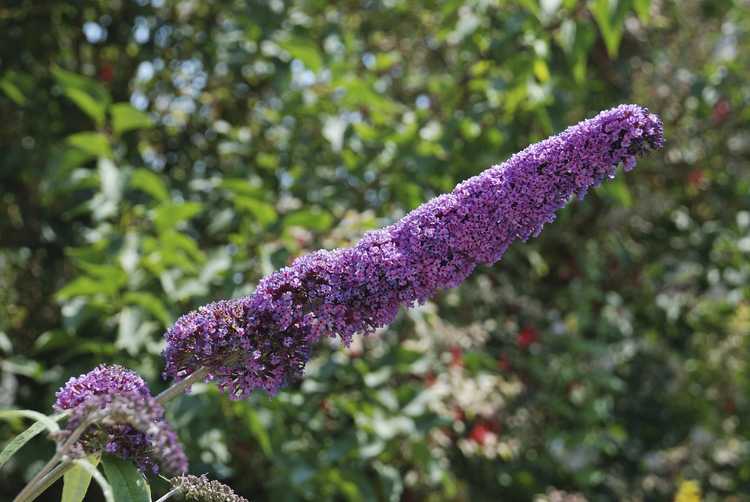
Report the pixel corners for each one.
[13,418,92,502]
[16,462,71,502]
[155,487,181,502]
[156,366,210,405]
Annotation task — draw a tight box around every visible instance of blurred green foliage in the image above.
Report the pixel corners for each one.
[1,0,750,500]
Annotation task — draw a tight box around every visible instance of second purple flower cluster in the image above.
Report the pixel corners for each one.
[54,365,188,474]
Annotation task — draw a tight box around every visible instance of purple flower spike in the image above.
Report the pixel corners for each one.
[54,365,188,474]
[164,104,664,399]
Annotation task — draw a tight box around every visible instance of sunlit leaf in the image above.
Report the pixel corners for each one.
[130,168,170,202]
[234,196,277,226]
[62,453,101,502]
[153,202,203,232]
[0,77,26,105]
[111,103,153,135]
[633,0,650,23]
[590,0,629,58]
[283,208,333,232]
[66,132,112,158]
[280,36,323,71]
[122,292,172,325]
[74,458,114,502]
[63,88,107,127]
[53,67,110,126]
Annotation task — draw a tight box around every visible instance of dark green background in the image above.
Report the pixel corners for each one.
[1,0,749,500]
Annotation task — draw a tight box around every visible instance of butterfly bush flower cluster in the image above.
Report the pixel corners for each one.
[163,104,664,399]
[53,365,188,474]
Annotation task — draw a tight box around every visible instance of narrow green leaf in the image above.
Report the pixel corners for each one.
[101,455,151,502]
[0,410,62,434]
[153,202,203,232]
[590,0,627,58]
[245,409,272,456]
[56,276,118,301]
[1,422,45,469]
[0,411,64,469]
[63,88,106,127]
[233,196,277,226]
[74,458,114,502]
[111,103,153,135]
[283,208,334,232]
[62,453,101,502]
[633,0,650,23]
[130,168,170,201]
[52,67,110,126]
[67,132,112,158]
[122,292,172,325]
[52,67,110,104]
[0,78,26,105]
[279,37,323,72]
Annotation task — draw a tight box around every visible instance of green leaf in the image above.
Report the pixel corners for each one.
[111,103,153,135]
[122,292,172,325]
[0,78,26,105]
[52,67,110,103]
[0,421,47,469]
[101,455,151,502]
[245,409,272,456]
[633,0,650,23]
[56,276,113,300]
[67,132,112,158]
[0,411,64,469]
[280,37,322,71]
[601,178,633,207]
[52,67,110,127]
[62,453,101,502]
[130,168,170,201]
[0,410,62,434]
[283,208,334,232]
[74,458,114,502]
[233,196,277,226]
[590,0,629,58]
[116,307,157,356]
[89,158,124,220]
[63,88,107,127]
[153,201,203,232]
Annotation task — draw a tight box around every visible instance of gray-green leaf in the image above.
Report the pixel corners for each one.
[62,453,101,502]
[101,455,151,502]
[0,410,64,470]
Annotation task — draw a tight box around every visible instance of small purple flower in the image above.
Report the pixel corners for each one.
[54,365,188,474]
[163,104,664,399]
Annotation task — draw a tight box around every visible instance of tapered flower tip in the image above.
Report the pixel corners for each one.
[603,104,664,156]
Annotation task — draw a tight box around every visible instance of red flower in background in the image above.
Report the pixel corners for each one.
[516,327,538,349]
[98,64,114,82]
[687,169,706,189]
[424,371,437,387]
[497,353,512,372]
[712,98,730,124]
[449,346,463,368]
[469,420,501,445]
[469,423,490,445]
